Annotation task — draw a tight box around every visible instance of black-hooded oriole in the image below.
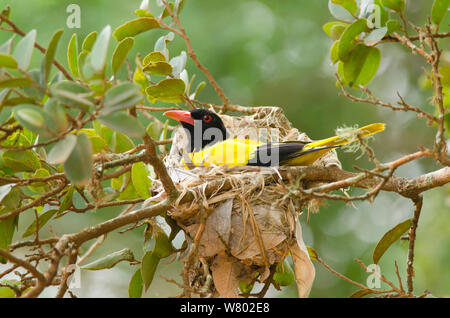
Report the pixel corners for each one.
[164,109,385,168]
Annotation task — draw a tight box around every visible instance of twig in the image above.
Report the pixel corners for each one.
[406,195,423,295]
[0,250,47,290]
[0,181,67,220]
[0,14,74,81]
[158,1,232,112]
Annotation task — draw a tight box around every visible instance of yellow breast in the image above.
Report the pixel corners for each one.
[182,139,263,168]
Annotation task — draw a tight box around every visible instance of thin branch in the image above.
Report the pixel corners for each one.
[158,1,232,112]
[0,250,47,288]
[406,195,423,295]
[381,31,450,43]
[336,74,437,124]
[0,14,74,81]
[0,181,67,221]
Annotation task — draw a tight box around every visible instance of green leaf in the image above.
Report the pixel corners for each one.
[364,26,388,46]
[239,280,255,294]
[141,251,160,291]
[112,37,135,75]
[386,19,402,35]
[0,77,33,89]
[78,128,109,154]
[129,268,143,298]
[111,132,135,153]
[13,29,36,70]
[22,209,58,238]
[175,0,186,15]
[59,186,74,213]
[50,81,95,109]
[131,162,152,199]
[82,248,136,270]
[431,0,450,26]
[191,81,206,100]
[98,112,146,138]
[143,61,173,76]
[90,25,111,73]
[47,135,77,165]
[13,105,46,135]
[43,29,64,83]
[63,133,93,186]
[113,18,160,41]
[0,35,15,55]
[143,51,166,64]
[0,208,17,264]
[146,120,164,140]
[338,19,370,62]
[43,98,68,133]
[0,185,21,210]
[67,33,79,78]
[306,246,319,262]
[81,54,96,80]
[331,0,358,15]
[381,0,405,12]
[0,53,18,69]
[273,260,295,286]
[160,2,175,19]
[135,9,154,18]
[0,283,16,298]
[111,170,139,200]
[0,184,13,203]
[146,78,186,103]
[158,119,169,153]
[27,169,51,194]
[102,82,143,115]
[2,150,41,172]
[153,227,174,259]
[133,62,149,92]
[82,31,97,52]
[349,289,374,298]
[343,44,381,87]
[330,40,340,64]
[323,21,348,40]
[27,168,51,194]
[328,0,355,21]
[372,218,412,264]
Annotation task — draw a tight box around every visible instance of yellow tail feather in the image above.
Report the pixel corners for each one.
[283,123,385,166]
[305,123,385,149]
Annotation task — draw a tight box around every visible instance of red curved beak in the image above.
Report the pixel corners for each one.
[163,110,194,125]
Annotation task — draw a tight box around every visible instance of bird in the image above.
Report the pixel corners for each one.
[164,109,385,168]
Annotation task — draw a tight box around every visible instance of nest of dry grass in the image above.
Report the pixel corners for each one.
[158,106,341,297]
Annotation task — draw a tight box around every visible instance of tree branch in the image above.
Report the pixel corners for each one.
[0,14,74,81]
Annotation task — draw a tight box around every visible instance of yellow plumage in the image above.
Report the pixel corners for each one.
[182,123,385,168]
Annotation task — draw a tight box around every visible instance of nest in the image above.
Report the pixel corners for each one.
[159,106,341,298]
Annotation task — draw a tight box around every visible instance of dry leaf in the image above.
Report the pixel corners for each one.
[229,204,287,261]
[289,222,315,298]
[186,199,233,257]
[211,253,241,298]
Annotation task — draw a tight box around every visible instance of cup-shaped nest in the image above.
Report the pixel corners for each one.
[161,106,341,297]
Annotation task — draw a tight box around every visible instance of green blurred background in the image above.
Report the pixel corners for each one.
[0,0,449,297]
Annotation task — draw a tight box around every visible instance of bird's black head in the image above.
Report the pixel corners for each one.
[164,109,229,152]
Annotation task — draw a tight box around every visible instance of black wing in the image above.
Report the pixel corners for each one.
[247,142,307,167]
[247,142,338,167]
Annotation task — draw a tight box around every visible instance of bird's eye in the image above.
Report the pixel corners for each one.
[203,114,212,123]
